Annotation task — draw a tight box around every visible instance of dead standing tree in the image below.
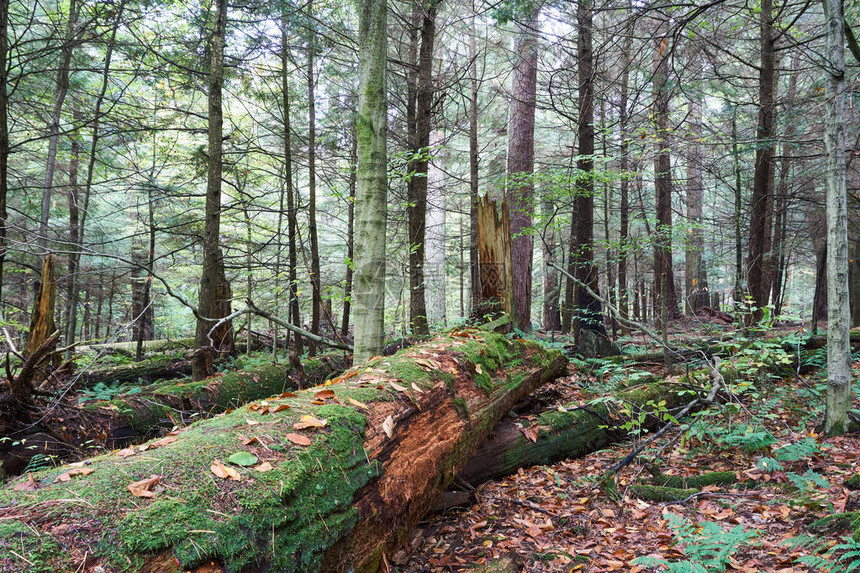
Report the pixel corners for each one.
[474,195,515,325]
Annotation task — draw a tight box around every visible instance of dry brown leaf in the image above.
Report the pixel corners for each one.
[314,389,335,400]
[150,436,178,449]
[519,425,538,443]
[245,418,260,426]
[127,474,161,497]
[116,446,136,457]
[254,462,274,472]
[13,474,38,491]
[293,415,327,430]
[475,363,483,375]
[285,433,311,446]
[56,467,95,482]
[275,391,298,398]
[382,415,395,438]
[411,383,424,394]
[271,404,291,413]
[390,382,408,393]
[210,459,241,481]
[240,435,260,446]
[348,397,369,410]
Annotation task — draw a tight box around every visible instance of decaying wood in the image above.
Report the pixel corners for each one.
[16,255,59,397]
[0,330,565,572]
[475,195,514,322]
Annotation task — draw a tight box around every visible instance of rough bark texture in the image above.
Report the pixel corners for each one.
[469,8,481,314]
[475,196,514,321]
[823,0,851,435]
[0,0,7,304]
[505,4,539,331]
[0,331,565,573]
[652,26,680,321]
[747,0,776,322]
[352,0,388,363]
[541,196,560,331]
[684,42,708,315]
[426,130,446,326]
[617,21,632,335]
[193,0,233,380]
[307,4,322,355]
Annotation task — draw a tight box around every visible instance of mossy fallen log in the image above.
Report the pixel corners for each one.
[0,329,566,573]
[628,484,697,502]
[458,381,697,485]
[80,354,193,388]
[42,354,349,450]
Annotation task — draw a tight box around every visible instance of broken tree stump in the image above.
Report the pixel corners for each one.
[0,329,566,572]
[475,195,515,323]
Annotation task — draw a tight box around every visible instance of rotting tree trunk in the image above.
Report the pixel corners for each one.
[475,196,514,322]
[0,331,565,573]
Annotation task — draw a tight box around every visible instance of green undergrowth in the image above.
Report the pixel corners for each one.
[1,328,558,572]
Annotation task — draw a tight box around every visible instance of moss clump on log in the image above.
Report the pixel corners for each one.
[628,484,697,502]
[650,470,738,490]
[809,511,860,542]
[0,329,565,573]
[844,473,860,490]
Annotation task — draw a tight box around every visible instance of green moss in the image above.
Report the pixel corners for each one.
[651,471,737,489]
[0,520,64,572]
[453,397,469,418]
[845,473,860,490]
[628,484,697,502]
[119,498,216,553]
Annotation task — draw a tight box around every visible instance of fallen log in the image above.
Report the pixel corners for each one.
[458,378,702,486]
[0,329,565,572]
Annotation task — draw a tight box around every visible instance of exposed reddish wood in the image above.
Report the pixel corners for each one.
[475,195,514,323]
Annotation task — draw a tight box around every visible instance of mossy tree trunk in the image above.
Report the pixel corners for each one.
[0,331,565,573]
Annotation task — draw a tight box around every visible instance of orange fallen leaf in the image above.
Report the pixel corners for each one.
[286,433,312,446]
[13,474,38,491]
[519,425,538,443]
[314,389,335,400]
[275,391,298,399]
[293,415,327,430]
[210,459,241,481]
[271,404,291,413]
[128,474,161,497]
[150,436,178,448]
[348,397,369,410]
[254,462,274,472]
[56,467,94,482]
[240,435,260,446]
[117,446,136,457]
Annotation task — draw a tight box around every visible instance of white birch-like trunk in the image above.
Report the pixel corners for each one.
[352,0,388,364]
[426,130,446,326]
[823,0,851,435]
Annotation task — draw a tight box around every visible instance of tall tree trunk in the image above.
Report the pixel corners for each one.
[426,129,446,326]
[193,0,232,381]
[684,41,708,315]
[65,107,81,351]
[281,16,302,356]
[352,0,389,364]
[541,194,560,331]
[469,5,481,314]
[407,0,438,336]
[0,0,9,307]
[653,23,680,323]
[747,0,776,322]
[306,2,322,354]
[505,3,539,331]
[617,20,631,335]
[571,0,603,341]
[823,0,851,435]
[732,107,744,310]
[38,0,78,253]
[66,2,123,351]
[342,120,357,337]
[772,58,798,318]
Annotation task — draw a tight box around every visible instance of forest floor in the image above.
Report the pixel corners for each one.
[401,322,860,573]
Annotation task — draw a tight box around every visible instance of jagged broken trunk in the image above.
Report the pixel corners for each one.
[0,329,565,572]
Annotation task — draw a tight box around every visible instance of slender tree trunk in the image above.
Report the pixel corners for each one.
[65,107,81,352]
[747,0,776,322]
[426,129,446,326]
[541,195,560,331]
[685,41,708,315]
[731,108,744,309]
[307,2,322,354]
[342,121,357,337]
[772,59,798,318]
[469,5,481,313]
[407,0,438,336]
[38,0,78,253]
[0,0,9,306]
[193,0,231,381]
[617,23,631,335]
[823,0,851,435]
[352,0,389,363]
[281,16,302,355]
[505,3,539,330]
[653,23,680,324]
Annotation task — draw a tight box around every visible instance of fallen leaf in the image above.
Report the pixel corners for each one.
[117,446,136,457]
[56,467,95,482]
[211,459,241,481]
[411,383,424,394]
[128,474,161,497]
[519,425,538,443]
[475,364,483,375]
[382,415,395,438]
[240,435,260,446]
[293,415,327,430]
[271,404,291,413]
[13,474,37,491]
[275,391,298,399]
[254,462,274,472]
[150,436,178,449]
[314,389,335,400]
[348,397,369,410]
[227,452,258,467]
[286,433,312,446]
[246,418,260,426]
[390,382,408,393]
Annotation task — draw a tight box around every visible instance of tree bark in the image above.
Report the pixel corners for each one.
[617,15,632,335]
[0,0,8,307]
[426,130,446,326]
[342,117,357,337]
[823,0,851,435]
[476,196,514,320]
[307,2,322,355]
[193,0,233,381]
[684,43,708,316]
[1,332,565,573]
[352,0,389,364]
[469,5,481,314]
[505,4,539,331]
[653,23,680,323]
[747,0,777,322]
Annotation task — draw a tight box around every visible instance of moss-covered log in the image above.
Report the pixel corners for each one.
[458,380,697,485]
[44,354,349,449]
[81,354,193,388]
[0,329,565,572]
